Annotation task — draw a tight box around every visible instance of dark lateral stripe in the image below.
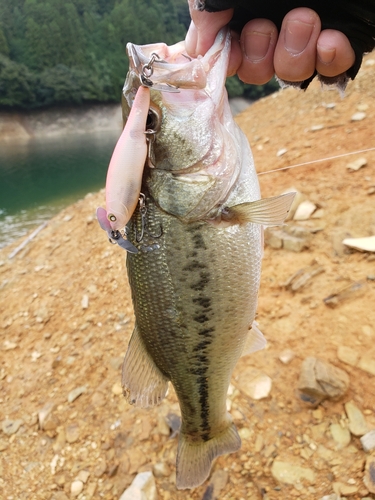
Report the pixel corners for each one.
[198,327,215,337]
[193,340,211,352]
[183,260,207,272]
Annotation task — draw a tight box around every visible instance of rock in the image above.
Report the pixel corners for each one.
[68,386,86,403]
[336,482,359,496]
[237,368,272,400]
[310,124,324,131]
[363,456,375,494]
[271,460,315,485]
[119,471,157,500]
[202,469,228,500]
[112,382,123,395]
[277,148,287,157]
[77,470,90,483]
[283,233,309,252]
[86,483,97,499]
[81,294,89,309]
[38,403,59,432]
[337,346,359,367]
[152,462,170,478]
[1,418,23,435]
[65,423,80,444]
[93,459,107,478]
[320,495,340,500]
[347,157,367,171]
[293,200,317,221]
[71,480,84,497]
[284,262,324,291]
[53,429,66,452]
[164,412,181,437]
[330,423,351,448]
[343,236,375,252]
[283,188,306,220]
[279,349,295,364]
[360,430,375,452]
[358,355,375,376]
[351,112,366,121]
[345,401,369,436]
[298,357,349,405]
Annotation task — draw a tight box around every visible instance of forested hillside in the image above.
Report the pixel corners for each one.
[0,0,277,109]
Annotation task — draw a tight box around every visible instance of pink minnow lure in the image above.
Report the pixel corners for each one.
[97,85,151,252]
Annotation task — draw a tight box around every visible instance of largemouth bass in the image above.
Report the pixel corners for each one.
[100,29,295,489]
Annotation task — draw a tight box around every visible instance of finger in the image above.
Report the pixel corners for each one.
[186,0,233,57]
[274,8,321,82]
[227,33,242,77]
[236,18,278,84]
[316,29,355,77]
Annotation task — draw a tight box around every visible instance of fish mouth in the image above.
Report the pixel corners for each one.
[126,28,230,92]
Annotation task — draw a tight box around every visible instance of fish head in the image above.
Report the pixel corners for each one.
[122,30,244,221]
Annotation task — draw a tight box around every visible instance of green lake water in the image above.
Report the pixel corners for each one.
[0,131,119,249]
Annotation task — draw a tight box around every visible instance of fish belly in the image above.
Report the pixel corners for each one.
[123,194,262,488]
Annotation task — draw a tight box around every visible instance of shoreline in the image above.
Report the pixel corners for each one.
[0,103,123,143]
[0,98,253,144]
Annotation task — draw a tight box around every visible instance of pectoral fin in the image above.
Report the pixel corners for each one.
[122,325,169,408]
[223,192,296,226]
[241,321,267,357]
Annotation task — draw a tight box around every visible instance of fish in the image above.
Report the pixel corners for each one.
[102,29,295,489]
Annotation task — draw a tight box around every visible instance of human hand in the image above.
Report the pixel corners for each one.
[185,3,355,85]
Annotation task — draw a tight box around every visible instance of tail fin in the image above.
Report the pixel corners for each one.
[176,422,241,489]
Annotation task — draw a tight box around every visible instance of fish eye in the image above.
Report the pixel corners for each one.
[146,107,161,133]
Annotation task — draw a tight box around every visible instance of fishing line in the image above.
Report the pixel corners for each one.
[258,146,375,176]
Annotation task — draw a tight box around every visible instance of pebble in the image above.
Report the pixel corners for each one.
[298,357,349,405]
[330,423,351,448]
[277,148,287,157]
[271,460,315,485]
[335,482,359,496]
[360,430,375,452]
[293,200,317,221]
[71,480,84,497]
[68,385,86,403]
[238,368,272,400]
[363,456,375,494]
[65,423,80,444]
[112,382,123,395]
[357,355,375,376]
[351,112,366,121]
[279,349,295,364]
[81,294,89,309]
[153,462,170,478]
[38,402,59,431]
[347,157,367,171]
[202,469,228,499]
[337,346,359,367]
[345,401,369,436]
[76,470,90,483]
[320,495,340,500]
[1,418,23,435]
[119,471,157,500]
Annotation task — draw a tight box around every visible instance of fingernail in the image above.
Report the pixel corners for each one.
[244,31,271,62]
[318,45,336,64]
[185,21,198,56]
[285,20,314,55]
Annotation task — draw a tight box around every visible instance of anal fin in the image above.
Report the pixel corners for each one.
[241,321,267,357]
[223,192,296,226]
[122,325,169,408]
[176,421,241,489]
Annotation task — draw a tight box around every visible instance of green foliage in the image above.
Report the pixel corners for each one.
[0,0,278,109]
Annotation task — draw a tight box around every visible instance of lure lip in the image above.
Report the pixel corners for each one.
[96,207,138,254]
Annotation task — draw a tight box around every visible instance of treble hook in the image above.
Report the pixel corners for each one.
[140,52,180,93]
[134,194,162,243]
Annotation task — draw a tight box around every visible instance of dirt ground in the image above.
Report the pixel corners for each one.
[1,55,375,500]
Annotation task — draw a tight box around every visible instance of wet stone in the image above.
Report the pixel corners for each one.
[345,401,369,436]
